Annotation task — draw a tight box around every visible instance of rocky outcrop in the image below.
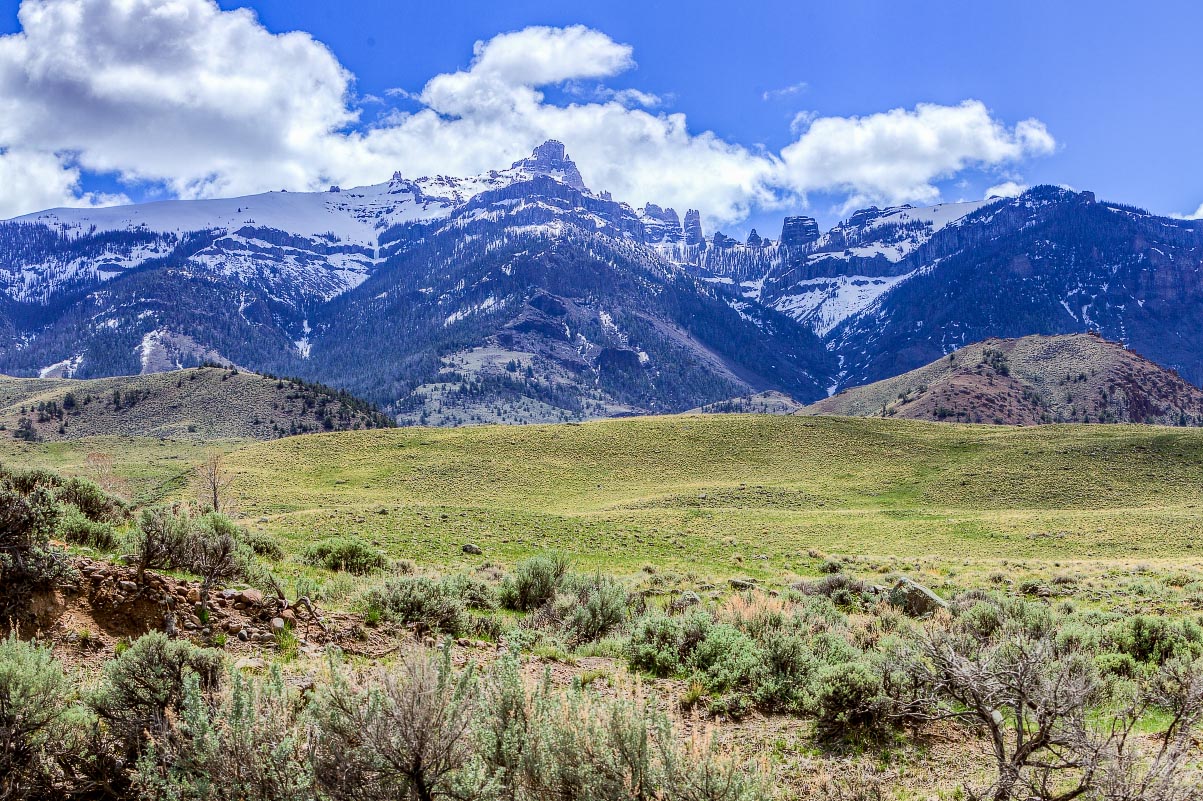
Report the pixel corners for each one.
[684,209,706,248]
[712,232,739,249]
[780,216,820,249]
[640,204,684,244]
[510,140,588,192]
[746,229,764,248]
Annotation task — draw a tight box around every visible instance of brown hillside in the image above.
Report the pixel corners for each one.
[803,334,1203,425]
[0,366,394,442]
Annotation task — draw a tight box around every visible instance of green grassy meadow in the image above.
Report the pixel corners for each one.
[7,413,1201,583]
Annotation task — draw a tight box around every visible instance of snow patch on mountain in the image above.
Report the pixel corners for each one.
[38,354,84,378]
[771,274,913,336]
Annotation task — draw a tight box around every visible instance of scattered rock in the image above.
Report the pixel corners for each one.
[186,587,201,604]
[240,589,263,606]
[462,543,483,555]
[234,657,266,671]
[118,581,138,593]
[891,577,948,617]
[270,617,286,635]
[728,578,756,591]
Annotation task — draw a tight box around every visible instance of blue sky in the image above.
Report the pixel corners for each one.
[0,0,1200,231]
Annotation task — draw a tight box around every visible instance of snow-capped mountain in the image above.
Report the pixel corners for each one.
[2,141,1201,423]
[737,187,1203,391]
[0,142,835,421]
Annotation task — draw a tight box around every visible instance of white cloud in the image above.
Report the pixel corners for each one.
[0,0,354,205]
[0,149,126,218]
[763,81,808,101]
[985,181,1028,199]
[789,110,818,135]
[777,101,1056,210]
[1177,203,1203,220]
[0,3,1058,225]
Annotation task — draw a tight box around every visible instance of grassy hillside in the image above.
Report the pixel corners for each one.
[0,366,393,442]
[805,333,1203,425]
[213,414,1203,575]
[4,413,1202,577]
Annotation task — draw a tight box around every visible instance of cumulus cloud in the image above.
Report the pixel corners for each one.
[777,101,1055,210]
[0,0,354,205]
[0,2,1057,224]
[1178,203,1203,220]
[0,150,126,218]
[985,181,1028,199]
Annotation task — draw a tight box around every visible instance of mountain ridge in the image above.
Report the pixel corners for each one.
[2,141,1202,425]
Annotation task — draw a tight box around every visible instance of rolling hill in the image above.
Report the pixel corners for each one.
[0,365,393,441]
[802,333,1203,425]
[4,412,1203,578]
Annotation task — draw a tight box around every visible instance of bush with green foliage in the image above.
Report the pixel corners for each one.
[238,529,284,561]
[57,505,117,551]
[557,574,629,645]
[690,623,766,698]
[0,637,74,800]
[0,475,70,624]
[303,536,387,575]
[498,553,569,611]
[813,660,890,736]
[91,632,223,764]
[133,667,313,801]
[627,613,690,676]
[360,576,470,635]
[1107,614,1203,666]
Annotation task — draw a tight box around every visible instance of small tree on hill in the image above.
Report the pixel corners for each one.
[200,451,235,514]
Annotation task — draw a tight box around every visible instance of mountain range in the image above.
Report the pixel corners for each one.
[1,140,1201,424]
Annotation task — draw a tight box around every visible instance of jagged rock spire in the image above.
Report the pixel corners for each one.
[510,140,587,191]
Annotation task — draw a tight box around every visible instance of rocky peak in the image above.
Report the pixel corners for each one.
[510,140,587,192]
[780,216,819,249]
[712,231,738,249]
[640,203,683,244]
[684,209,706,248]
[746,229,764,248]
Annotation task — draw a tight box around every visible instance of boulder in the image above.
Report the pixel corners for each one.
[240,589,263,606]
[891,577,948,617]
[462,543,483,555]
[728,578,756,591]
[270,617,286,635]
